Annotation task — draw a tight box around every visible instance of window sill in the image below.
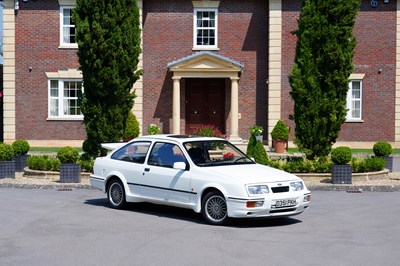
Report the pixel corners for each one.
[192,47,220,51]
[345,119,364,123]
[58,44,78,50]
[47,117,83,121]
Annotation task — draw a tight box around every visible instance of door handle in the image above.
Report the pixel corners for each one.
[144,168,150,172]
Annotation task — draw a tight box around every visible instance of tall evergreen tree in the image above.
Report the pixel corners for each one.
[289,0,360,159]
[73,0,142,155]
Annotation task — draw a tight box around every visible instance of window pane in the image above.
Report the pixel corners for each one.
[50,88,58,97]
[50,99,59,116]
[50,80,58,89]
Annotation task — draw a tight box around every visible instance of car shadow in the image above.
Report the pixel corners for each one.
[84,198,303,227]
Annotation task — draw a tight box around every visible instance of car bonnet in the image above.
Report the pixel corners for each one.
[202,163,302,184]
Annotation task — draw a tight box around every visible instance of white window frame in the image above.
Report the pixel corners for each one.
[48,79,83,120]
[59,6,78,48]
[346,79,363,122]
[193,8,218,50]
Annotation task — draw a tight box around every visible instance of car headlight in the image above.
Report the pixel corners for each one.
[247,185,269,196]
[290,181,304,191]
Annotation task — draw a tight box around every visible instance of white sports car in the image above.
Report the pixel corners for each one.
[90,135,311,225]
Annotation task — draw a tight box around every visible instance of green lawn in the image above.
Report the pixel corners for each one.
[29,147,83,153]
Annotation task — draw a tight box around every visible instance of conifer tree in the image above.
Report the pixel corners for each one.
[289,0,359,159]
[74,0,142,155]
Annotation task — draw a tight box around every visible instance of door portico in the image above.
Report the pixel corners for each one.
[167,51,243,142]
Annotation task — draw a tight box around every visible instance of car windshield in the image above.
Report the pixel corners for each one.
[183,140,254,166]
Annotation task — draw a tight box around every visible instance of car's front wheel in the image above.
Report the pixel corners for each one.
[107,179,126,209]
[201,191,228,225]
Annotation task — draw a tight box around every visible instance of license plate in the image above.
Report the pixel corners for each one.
[273,199,297,208]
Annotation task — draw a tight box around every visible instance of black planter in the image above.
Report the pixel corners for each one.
[0,161,16,179]
[331,164,352,184]
[14,154,29,172]
[385,155,400,172]
[60,163,81,183]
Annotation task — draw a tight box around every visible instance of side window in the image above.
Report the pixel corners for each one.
[346,80,362,121]
[111,142,151,164]
[148,143,186,168]
[60,6,78,48]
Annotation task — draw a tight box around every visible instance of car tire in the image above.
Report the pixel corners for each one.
[107,179,126,209]
[201,191,228,225]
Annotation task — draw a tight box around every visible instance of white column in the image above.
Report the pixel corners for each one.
[172,77,181,134]
[229,77,242,142]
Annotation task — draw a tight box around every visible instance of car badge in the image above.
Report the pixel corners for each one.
[277,183,282,186]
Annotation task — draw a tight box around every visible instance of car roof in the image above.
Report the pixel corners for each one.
[134,134,224,144]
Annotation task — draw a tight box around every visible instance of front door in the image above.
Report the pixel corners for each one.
[185,79,225,133]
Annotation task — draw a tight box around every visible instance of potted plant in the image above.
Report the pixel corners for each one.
[122,112,140,141]
[271,120,289,153]
[0,143,15,178]
[147,124,160,135]
[331,146,352,184]
[57,146,81,183]
[12,140,30,172]
[373,141,396,172]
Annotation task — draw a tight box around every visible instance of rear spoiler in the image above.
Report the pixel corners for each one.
[101,143,126,150]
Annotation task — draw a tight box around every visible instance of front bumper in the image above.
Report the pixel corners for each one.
[226,192,311,218]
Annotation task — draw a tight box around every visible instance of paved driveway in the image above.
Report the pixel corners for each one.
[1,188,399,266]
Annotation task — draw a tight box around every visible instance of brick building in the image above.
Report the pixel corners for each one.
[2,0,400,148]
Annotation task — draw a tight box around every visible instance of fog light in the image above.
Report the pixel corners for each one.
[247,201,264,208]
[303,194,311,202]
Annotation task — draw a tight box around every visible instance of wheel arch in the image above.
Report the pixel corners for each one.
[194,184,228,213]
[105,173,127,193]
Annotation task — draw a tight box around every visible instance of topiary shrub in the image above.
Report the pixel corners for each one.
[364,157,386,172]
[28,155,60,171]
[252,141,269,165]
[271,120,289,140]
[246,133,257,158]
[0,143,14,161]
[331,146,352,165]
[122,112,140,140]
[373,141,392,157]
[12,140,30,156]
[57,146,79,164]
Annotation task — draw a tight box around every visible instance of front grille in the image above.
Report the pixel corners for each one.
[270,208,297,214]
[271,186,289,193]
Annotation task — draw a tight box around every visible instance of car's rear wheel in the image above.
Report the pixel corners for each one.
[107,179,126,209]
[201,191,228,225]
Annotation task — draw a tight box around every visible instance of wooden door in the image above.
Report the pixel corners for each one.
[185,79,225,133]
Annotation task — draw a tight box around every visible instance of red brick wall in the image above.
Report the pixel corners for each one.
[15,0,85,140]
[143,0,268,139]
[282,0,396,142]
